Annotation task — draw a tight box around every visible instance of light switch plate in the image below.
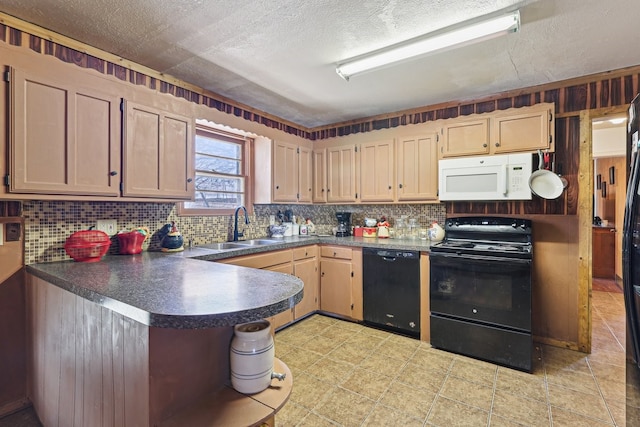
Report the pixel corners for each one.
[96,219,118,236]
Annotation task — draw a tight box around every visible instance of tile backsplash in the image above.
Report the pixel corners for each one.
[22,201,446,264]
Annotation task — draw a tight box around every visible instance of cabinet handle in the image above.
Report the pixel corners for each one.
[399,183,403,188]
[482,143,488,148]
[388,185,392,190]
[495,142,500,147]
[276,185,280,189]
[327,188,330,192]
[322,188,325,192]
[333,252,337,257]
[321,271,325,277]
[110,171,118,176]
[186,178,193,183]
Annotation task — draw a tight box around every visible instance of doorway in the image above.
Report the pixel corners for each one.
[591,115,627,289]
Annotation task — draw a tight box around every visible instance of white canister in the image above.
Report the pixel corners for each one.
[230,320,274,394]
[283,222,293,237]
[292,224,300,235]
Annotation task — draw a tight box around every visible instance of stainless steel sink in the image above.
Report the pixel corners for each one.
[233,239,282,246]
[198,242,249,250]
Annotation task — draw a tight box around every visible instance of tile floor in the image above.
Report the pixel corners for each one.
[275,289,627,426]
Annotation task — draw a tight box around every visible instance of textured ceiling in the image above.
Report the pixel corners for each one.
[2,0,640,128]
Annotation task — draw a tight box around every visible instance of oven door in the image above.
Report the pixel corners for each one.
[429,251,531,331]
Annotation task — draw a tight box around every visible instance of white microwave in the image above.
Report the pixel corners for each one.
[438,153,532,201]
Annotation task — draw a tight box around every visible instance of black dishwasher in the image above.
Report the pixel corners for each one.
[363,247,420,337]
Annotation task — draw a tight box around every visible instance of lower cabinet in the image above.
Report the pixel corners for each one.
[218,246,319,330]
[319,246,362,320]
[293,246,319,319]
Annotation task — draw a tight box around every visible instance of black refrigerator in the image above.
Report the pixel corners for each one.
[623,93,640,420]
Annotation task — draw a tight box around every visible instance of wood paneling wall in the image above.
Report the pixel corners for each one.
[27,274,234,426]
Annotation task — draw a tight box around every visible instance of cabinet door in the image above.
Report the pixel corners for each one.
[294,257,319,319]
[298,146,313,203]
[592,228,616,279]
[360,139,395,202]
[312,149,327,203]
[266,263,295,329]
[492,107,552,154]
[397,134,438,201]
[320,258,352,317]
[272,141,298,202]
[327,145,357,203]
[122,101,194,199]
[441,118,490,157]
[10,68,120,196]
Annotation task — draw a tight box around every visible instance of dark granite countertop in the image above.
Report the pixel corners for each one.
[26,236,433,329]
[26,252,304,329]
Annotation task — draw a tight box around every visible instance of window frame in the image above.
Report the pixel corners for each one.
[178,125,253,216]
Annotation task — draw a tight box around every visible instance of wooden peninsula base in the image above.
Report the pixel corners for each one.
[27,274,293,426]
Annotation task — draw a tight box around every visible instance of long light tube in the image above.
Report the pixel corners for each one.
[336,10,520,81]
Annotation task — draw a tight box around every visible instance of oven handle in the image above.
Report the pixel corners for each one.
[429,251,531,265]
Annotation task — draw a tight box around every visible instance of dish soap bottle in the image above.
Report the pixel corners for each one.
[428,221,445,242]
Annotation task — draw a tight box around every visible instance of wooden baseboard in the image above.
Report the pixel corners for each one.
[0,398,31,419]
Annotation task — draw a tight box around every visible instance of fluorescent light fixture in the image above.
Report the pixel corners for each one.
[336,10,520,81]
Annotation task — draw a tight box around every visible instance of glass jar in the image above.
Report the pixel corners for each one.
[394,218,405,239]
[407,218,419,239]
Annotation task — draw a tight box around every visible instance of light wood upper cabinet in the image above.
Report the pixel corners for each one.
[440,103,554,158]
[360,139,395,202]
[327,145,357,203]
[397,133,438,201]
[312,148,327,203]
[491,106,553,154]
[122,100,194,199]
[272,141,299,202]
[441,118,490,157]
[298,146,313,203]
[10,68,120,196]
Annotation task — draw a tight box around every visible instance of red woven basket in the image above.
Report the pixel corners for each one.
[64,230,111,262]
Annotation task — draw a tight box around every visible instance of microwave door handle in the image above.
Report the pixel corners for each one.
[500,164,508,195]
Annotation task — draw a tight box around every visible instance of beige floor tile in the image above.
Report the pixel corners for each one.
[275,340,296,358]
[545,367,600,395]
[376,336,420,361]
[341,367,394,401]
[546,382,611,422]
[396,362,446,393]
[449,357,497,386]
[313,387,376,427]
[359,352,406,378]
[289,372,337,410]
[362,403,424,426]
[300,334,342,355]
[278,346,324,372]
[440,375,494,411]
[550,406,614,426]
[492,390,551,426]
[318,325,356,342]
[327,341,373,364]
[297,411,340,427]
[360,326,393,339]
[331,320,365,333]
[344,332,385,350]
[305,356,355,381]
[542,346,589,369]
[427,396,489,427]
[379,380,436,420]
[291,317,333,336]
[409,346,454,371]
[489,414,534,426]
[587,348,626,367]
[605,400,626,427]
[276,400,312,426]
[496,367,547,402]
[589,360,625,383]
[596,376,625,403]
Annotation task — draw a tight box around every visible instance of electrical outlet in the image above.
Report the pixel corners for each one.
[96,219,118,236]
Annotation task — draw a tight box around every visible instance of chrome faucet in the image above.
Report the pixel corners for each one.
[233,206,249,241]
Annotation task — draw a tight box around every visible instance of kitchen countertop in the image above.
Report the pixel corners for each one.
[26,252,304,329]
[26,235,435,330]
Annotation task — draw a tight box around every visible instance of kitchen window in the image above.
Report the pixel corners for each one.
[178,125,253,215]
